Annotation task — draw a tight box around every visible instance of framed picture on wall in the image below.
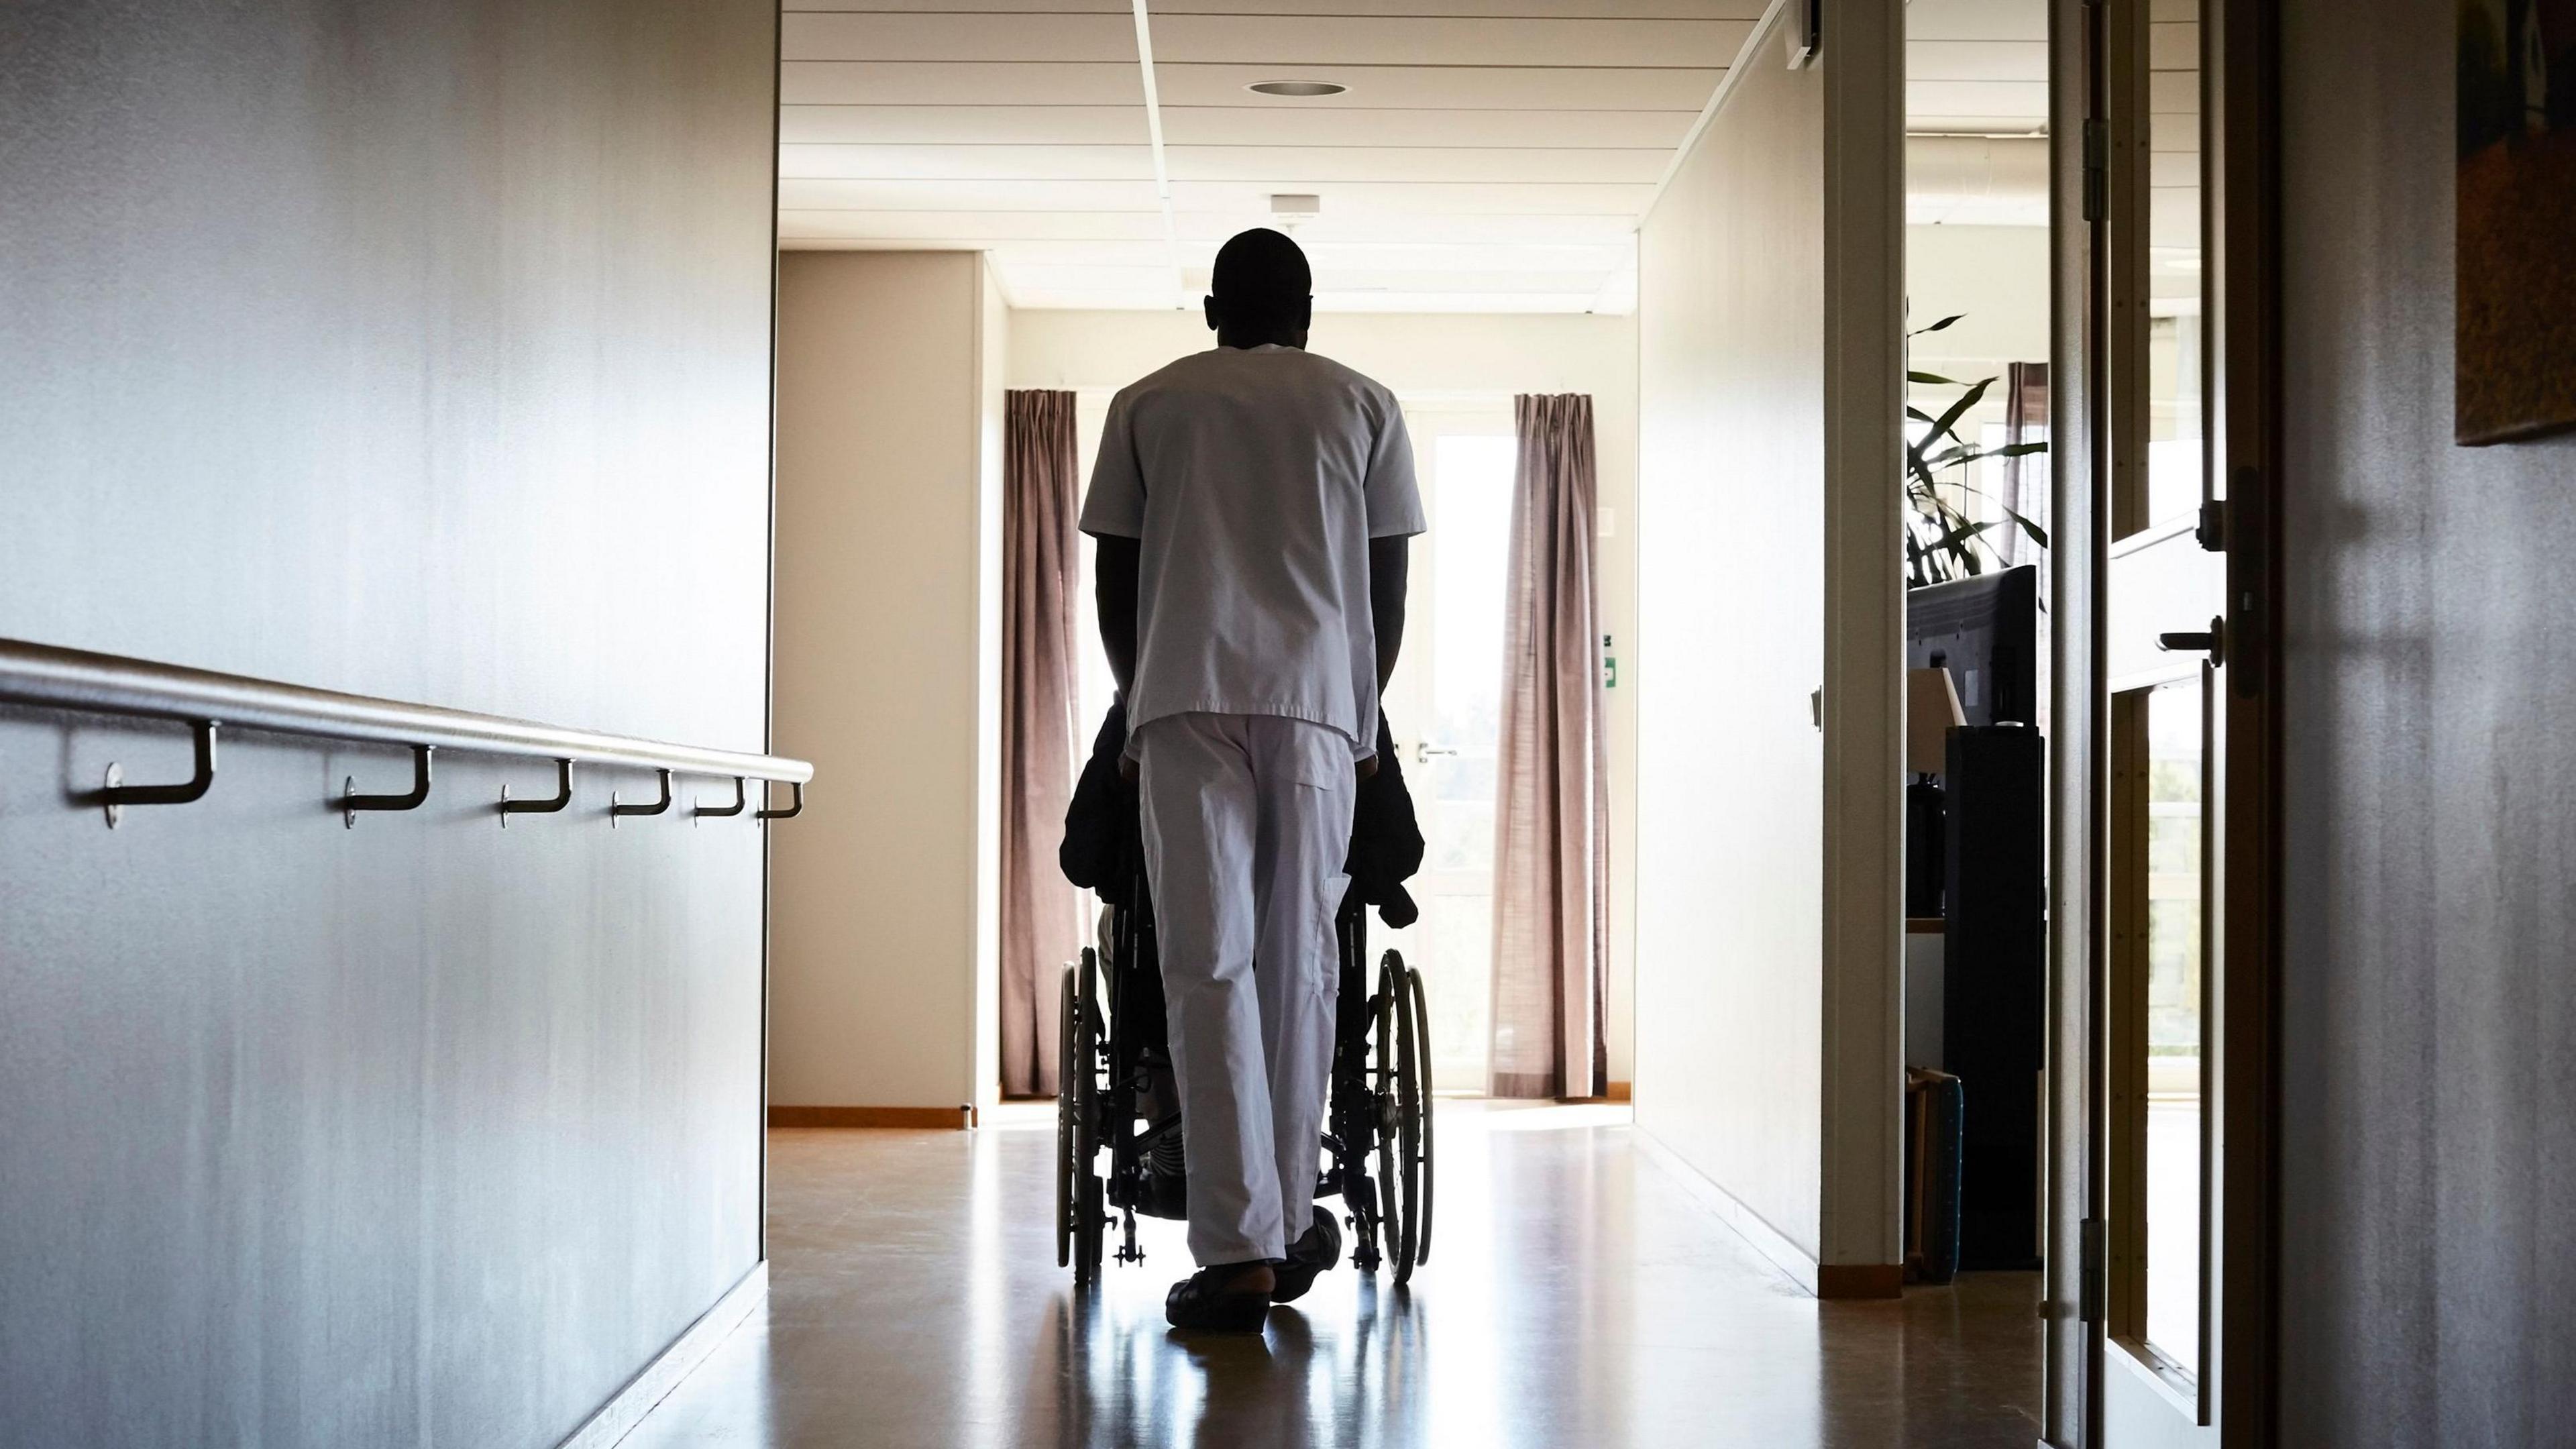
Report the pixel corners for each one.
[2459,0,2576,444]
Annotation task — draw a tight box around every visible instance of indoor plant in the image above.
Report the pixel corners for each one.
[1905,313,2049,588]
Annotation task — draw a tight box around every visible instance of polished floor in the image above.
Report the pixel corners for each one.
[622,1103,2041,1448]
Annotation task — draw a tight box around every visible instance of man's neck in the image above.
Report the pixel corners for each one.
[1216,329,1304,351]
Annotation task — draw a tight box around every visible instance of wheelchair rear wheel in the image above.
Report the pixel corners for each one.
[1405,959,1436,1273]
[1057,951,1106,1283]
[1373,951,1434,1283]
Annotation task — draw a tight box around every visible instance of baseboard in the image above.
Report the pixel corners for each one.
[1633,1126,1821,1296]
[1606,1081,1632,1102]
[767,1104,975,1128]
[1815,1263,1904,1299]
[554,1259,766,1449]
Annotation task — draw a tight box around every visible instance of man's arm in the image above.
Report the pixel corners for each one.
[1369,535,1407,690]
[1097,534,1141,698]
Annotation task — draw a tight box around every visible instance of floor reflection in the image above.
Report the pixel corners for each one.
[623,1104,2040,1449]
[1033,1267,1429,1449]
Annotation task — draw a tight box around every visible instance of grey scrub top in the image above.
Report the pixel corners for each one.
[1079,343,1426,760]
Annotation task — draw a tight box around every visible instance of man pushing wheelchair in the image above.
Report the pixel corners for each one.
[1077,228,1424,1334]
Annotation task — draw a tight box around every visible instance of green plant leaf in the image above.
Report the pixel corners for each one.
[1927,376,1992,443]
[2000,506,2050,547]
[1908,370,1966,386]
[1909,314,1965,336]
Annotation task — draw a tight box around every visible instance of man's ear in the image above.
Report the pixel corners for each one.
[1203,297,1220,332]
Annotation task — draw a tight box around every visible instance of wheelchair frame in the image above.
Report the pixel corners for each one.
[1057,871,1434,1286]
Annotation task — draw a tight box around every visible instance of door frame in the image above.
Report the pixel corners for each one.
[2043,0,2282,1442]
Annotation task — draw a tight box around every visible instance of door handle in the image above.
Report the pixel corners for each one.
[1415,743,1458,764]
[2157,616,2226,665]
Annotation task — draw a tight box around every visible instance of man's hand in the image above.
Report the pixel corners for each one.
[1358,756,1379,782]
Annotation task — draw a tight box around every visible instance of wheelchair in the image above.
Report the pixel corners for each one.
[1056,871,1434,1287]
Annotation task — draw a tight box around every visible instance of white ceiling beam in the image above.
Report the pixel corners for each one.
[1129,1,1190,308]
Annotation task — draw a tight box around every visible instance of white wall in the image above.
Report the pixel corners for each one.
[773,251,1006,1110]
[1008,309,1645,1086]
[1637,31,1829,1269]
[1904,223,2052,486]
[1906,223,2051,379]
[1633,0,1903,1283]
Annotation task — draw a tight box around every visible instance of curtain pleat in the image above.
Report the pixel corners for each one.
[1487,394,1609,1100]
[1000,389,1083,1097]
[2002,362,2049,573]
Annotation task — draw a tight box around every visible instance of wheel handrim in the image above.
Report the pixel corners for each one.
[1392,953,1423,1284]
[1056,963,1077,1269]
[1071,948,1104,1282]
[1407,962,1436,1268]
[1372,954,1403,1273]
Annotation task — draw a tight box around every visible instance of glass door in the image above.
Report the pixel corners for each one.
[1376,405,1516,1093]
[2098,0,2229,1438]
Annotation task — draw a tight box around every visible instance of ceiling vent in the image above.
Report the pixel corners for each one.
[1270,194,1322,225]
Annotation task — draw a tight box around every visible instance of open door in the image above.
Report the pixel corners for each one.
[2053,0,2278,1442]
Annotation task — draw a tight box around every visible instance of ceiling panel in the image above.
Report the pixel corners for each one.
[782,177,1160,211]
[790,0,1764,18]
[774,3,1829,311]
[780,210,1650,245]
[784,61,1146,105]
[781,105,1701,152]
[1146,15,1752,68]
[784,11,1135,60]
[1904,0,2048,42]
[782,176,1652,216]
[1161,146,1670,184]
[783,60,1720,110]
[780,209,1171,240]
[782,105,1150,144]
[782,142,1669,186]
[1151,62,1722,110]
[1167,178,1654,216]
[781,143,1155,180]
[1157,106,1697,149]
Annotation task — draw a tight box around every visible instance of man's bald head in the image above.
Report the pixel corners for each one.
[1205,227,1312,347]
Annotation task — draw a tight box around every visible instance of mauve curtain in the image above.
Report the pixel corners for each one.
[1488,394,1609,1100]
[1000,389,1082,1097]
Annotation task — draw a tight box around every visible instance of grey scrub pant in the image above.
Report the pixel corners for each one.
[1135,711,1357,1267]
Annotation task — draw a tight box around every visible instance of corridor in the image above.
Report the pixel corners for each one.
[625,1105,2041,1449]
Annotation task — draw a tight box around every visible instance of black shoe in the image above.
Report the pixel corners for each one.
[1271,1207,1343,1304]
[1166,1263,1275,1334]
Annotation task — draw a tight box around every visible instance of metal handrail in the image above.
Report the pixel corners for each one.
[0,637,812,786]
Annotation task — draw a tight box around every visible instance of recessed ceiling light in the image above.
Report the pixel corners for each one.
[1248,80,1346,97]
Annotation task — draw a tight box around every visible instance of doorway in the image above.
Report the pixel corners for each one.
[1373,401,1518,1096]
